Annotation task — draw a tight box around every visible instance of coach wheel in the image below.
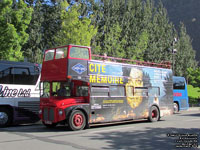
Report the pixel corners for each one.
[148,106,160,122]
[42,122,58,128]
[174,103,179,114]
[68,110,86,131]
[0,108,12,127]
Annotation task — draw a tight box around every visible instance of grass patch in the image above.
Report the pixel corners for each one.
[188,84,200,104]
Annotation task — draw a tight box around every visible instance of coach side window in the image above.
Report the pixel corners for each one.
[110,85,125,97]
[0,64,12,84]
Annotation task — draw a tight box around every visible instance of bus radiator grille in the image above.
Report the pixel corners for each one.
[43,107,54,121]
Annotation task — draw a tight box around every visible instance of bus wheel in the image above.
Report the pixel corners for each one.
[0,108,12,127]
[174,103,179,114]
[68,110,86,131]
[42,122,57,128]
[148,106,160,122]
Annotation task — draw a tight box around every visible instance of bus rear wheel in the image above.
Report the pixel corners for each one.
[148,106,160,122]
[0,108,12,127]
[68,110,86,131]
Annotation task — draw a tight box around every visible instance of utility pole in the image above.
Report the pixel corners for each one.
[172,37,178,75]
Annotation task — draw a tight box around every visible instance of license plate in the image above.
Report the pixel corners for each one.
[44,120,52,124]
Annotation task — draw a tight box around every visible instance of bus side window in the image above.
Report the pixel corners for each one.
[148,87,160,96]
[0,64,12,84]
[76,86,88,97]
[91,86,109,97]
[55,47,67,59]
[134,87,148,97]
[110,85,125,97]
[44,49,55,61]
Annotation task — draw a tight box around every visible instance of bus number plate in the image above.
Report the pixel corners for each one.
[44,121,52,124]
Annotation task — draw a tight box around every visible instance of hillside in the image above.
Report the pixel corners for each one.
[161,0,200,63]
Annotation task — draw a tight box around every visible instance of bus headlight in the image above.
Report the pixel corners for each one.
[58,109,63,116]
[39,109,42,115]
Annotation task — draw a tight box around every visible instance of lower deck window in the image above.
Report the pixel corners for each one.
[91,86,109,97]
[76,86,88,96]
[110,85,125,97]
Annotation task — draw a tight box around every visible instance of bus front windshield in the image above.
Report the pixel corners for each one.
[40,81,89,98]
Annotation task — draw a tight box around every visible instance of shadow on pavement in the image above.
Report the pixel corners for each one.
[86,127,200,150]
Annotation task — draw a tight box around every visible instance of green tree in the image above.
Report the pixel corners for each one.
[0,0,33,61]
[144,1,175,63]
[174,22,197,76]
[22,0,62,63]
[55,1,97,46]
[22,0,43,63]
[91,0,149,60]
[187,67,200,87]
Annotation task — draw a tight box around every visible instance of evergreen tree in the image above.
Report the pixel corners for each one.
[54,1,97,46]
[174,22,197,76]
[0,0,32,61]
[22,0,62,63]
[144,1,175,63]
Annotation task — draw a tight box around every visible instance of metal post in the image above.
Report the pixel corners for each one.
[172,38,177,75]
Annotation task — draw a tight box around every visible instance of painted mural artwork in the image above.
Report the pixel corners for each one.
[83,61,173,123]
[126,68,144,109]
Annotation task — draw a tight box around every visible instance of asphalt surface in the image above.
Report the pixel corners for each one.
[0,109,200,150]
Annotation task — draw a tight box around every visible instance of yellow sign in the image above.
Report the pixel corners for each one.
[103,100,124,104]
[89,63,106,74]
[89,75,123,84]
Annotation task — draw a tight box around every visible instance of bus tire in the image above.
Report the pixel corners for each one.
[42,122,58,128]
[148,106,160,122]
[68,110,86,131]
[174,103,179,114]
[0,108,12,127]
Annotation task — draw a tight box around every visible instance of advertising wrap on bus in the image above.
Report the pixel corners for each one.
[0,61,41,127]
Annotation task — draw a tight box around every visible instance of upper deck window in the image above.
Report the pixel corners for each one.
[0,63,40,85]
[55,47,67,59]
[44,49,55,61]
[69,47,89,59]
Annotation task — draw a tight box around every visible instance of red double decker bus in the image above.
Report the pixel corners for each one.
[39,44,174,131]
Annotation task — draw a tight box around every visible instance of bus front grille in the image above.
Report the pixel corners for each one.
[43,107,54,121]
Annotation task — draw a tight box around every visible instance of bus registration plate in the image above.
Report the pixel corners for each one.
[44,121,52,124]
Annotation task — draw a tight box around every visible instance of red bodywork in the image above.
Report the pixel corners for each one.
[40,45,91,124]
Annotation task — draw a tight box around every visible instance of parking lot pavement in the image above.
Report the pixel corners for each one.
[188,107,200,111]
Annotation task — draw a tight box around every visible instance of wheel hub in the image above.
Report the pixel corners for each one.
[73,114,83,127]
[152,110,157,118]
[0,112,8,125]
